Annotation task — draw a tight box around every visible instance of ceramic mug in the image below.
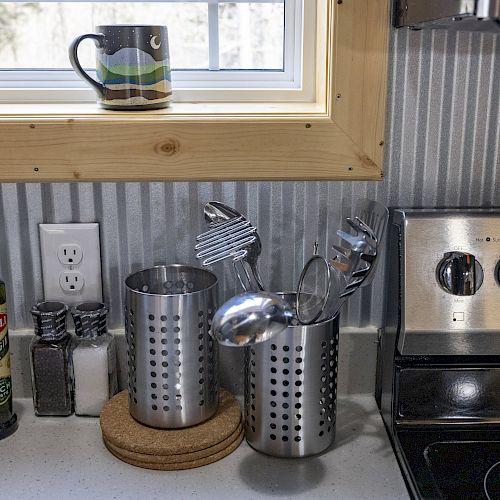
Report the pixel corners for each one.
[69,25,172,110]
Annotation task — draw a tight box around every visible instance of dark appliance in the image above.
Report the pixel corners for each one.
[394,0,500,32]
[376,209,500,499]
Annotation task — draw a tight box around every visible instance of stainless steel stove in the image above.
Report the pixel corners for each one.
[376,209,500,500]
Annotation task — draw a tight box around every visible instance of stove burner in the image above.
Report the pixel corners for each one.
[397,434,500,500]
[484,461,500,500]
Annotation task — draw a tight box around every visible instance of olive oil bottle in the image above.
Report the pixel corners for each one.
[0,280,18,439]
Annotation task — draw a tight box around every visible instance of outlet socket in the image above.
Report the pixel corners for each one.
[58,244,83,265]
[39,223,102,305]
[59,271,85,293]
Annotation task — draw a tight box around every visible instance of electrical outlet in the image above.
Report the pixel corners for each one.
[39,223,102,306]
[57,244,83,266]
[59,271,85,293]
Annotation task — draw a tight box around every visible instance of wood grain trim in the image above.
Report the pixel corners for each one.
[0,0,390,182]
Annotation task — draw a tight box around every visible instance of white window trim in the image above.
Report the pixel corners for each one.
[0,0,316,103]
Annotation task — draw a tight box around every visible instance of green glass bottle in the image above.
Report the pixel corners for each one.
[0,280,18,439]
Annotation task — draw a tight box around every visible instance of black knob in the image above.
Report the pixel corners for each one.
[436,252,483,296]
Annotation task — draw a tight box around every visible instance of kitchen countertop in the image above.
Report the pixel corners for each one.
[3,396,409,500]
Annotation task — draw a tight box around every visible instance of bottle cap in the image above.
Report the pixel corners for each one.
[71,302,108,338]
[31,301,68,341]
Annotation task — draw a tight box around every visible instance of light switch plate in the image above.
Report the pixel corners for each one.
[39,223,102,306]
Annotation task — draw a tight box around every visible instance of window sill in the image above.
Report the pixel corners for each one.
[0,0,390,183]
[0,100,329,120]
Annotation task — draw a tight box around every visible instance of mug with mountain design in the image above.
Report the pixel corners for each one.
[69,25,172,110]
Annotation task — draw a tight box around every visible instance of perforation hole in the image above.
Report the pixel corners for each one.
[173,315,180,321]
[271,344,277,351]
[161,327,167,333]
[163,406,170,411]
[162,350,168,356]
[150,349,155,355]
[294,436,301,442]
[174,327,180,333]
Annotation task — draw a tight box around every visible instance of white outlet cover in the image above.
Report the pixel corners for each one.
[39,223,102,306]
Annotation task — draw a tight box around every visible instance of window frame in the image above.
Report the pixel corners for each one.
[0,0,390,182]
[0,0,316,103]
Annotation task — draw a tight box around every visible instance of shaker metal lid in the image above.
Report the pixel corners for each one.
[31,301,68,341]
[71,302,108,338]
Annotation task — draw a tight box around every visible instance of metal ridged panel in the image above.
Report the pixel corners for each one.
[0,29,499,330]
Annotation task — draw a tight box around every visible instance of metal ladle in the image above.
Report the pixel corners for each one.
[211,291,293,347]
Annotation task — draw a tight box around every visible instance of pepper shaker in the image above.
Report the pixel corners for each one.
[71,302,117,416]
[30,301,73,416]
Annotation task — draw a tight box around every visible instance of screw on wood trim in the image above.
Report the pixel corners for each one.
[29,124,35,129]
[305,124,312,129]
[348,167,353,171]
[336,94,342,100]
[379,140,384,146]
[337,0,343,4]
[34,167,39,172]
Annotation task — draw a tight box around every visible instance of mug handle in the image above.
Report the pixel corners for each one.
[69,33,106,98]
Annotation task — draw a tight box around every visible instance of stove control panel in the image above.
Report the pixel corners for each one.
[391,209,500,355]
[436,252,484,296]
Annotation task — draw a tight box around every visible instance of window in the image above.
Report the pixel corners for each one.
[0,0,316,102]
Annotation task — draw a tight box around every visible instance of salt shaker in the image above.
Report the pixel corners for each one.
[71,302,117,416]
[30,301,73,416]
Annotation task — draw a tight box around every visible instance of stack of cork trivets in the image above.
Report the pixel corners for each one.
[100,388,243,470]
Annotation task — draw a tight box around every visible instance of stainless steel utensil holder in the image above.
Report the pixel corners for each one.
[244,293,339,457]
[125,265,219,428]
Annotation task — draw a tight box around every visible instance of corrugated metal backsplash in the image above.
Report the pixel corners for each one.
[1,28,499,330]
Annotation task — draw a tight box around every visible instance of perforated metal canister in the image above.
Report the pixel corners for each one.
[244,293,339,457]
[125,265,219,428]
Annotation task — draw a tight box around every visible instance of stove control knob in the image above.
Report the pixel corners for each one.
[437,252,484,296]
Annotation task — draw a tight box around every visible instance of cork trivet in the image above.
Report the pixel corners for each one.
[100,388,242,455]
[103,428,244,471]
[103,422,242,463]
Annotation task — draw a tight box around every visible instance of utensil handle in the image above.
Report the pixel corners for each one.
[234,260,265,292]
[69,33,106,98]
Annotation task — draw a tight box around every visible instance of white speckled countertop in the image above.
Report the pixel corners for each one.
[3,395,409,500]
